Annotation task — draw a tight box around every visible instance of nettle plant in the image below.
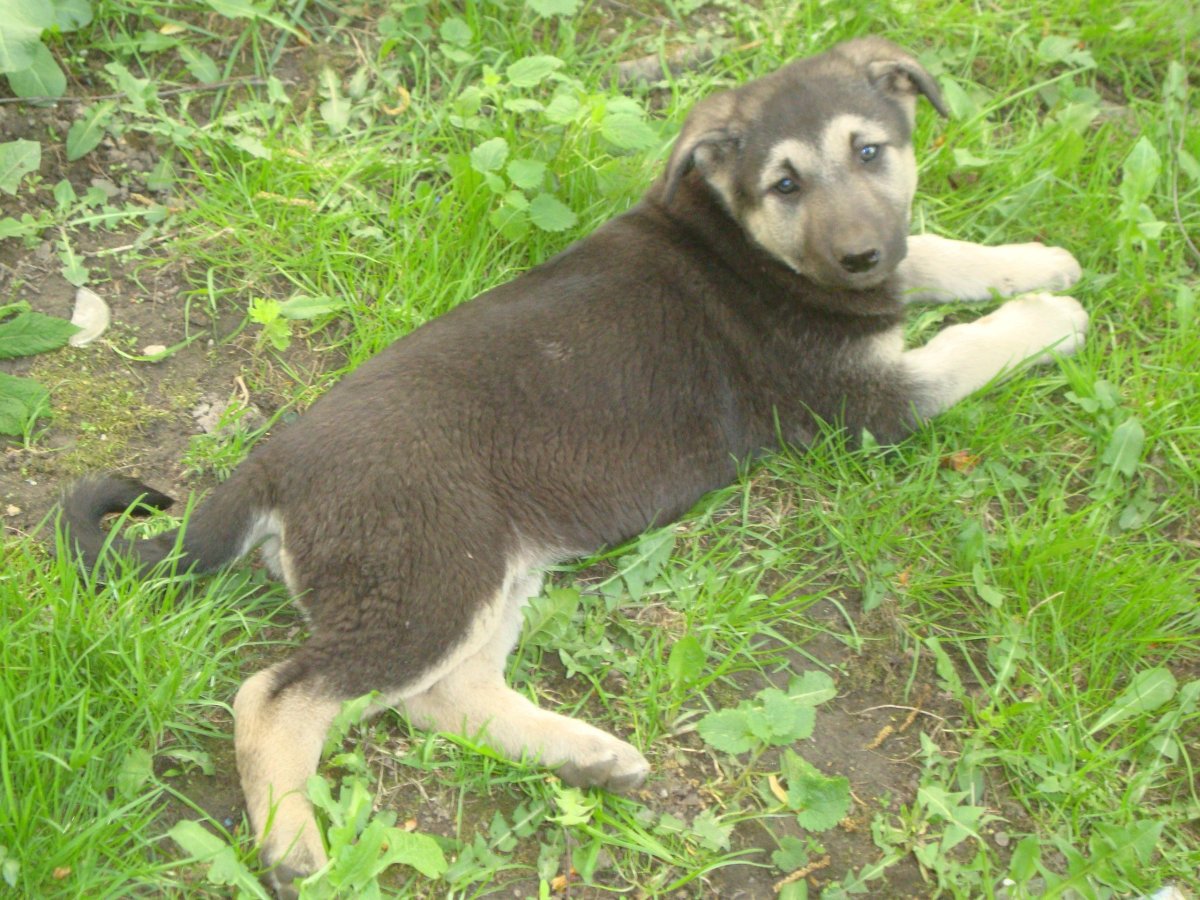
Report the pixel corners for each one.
[444,48,662,241]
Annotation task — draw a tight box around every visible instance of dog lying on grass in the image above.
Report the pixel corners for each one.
[63,36,1086,896]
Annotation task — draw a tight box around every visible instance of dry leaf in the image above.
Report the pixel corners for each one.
[69,287,111,347]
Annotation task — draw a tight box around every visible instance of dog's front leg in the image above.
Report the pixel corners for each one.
[896,234,1082,303]
[904,291,1088,417]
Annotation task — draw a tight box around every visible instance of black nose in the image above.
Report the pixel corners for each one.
[840,248,881,274]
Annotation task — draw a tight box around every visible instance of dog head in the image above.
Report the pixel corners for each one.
[663,37,947,290]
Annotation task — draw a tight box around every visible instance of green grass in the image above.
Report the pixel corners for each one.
[2,0,1198,897]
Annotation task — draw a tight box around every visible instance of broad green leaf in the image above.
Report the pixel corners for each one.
[1089,667,1177,735]
[66,102,115,161]
[528,192,577,232]
[439,16,471,47]
[667,634,706,687]
[279,294,343,320]
[470,137,509,173]
[0,310,78,358]
[1101,417,1145,477]
[506,158,546,190]
[229,133,269,159]
[167,821,268,896]
[0,139,40,195]
[527,0,580,15]
[6,41,65,98]
[104,61,156,115]
[696,708,756,754]
[600,113,658,150]
[0,0,49,73]
[1119,137,1161,207]
[781,751,850,832]
[489,205,529,241]
[319,68,349,134]
[1036,35,1095,68]
[544,93,581,124]
[971,562,1004,607]
[506,54,563,88]
[378,829,448,878]
[0,371,50,434]
[771,834,811,872]
[49,0,92,30]
[689,808,732,852]
[116,747,154,798]
[178,44,220,83]
[787,670,837,707]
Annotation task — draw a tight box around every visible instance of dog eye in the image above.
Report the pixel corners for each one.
[859,144,881,163]
[773,176,800,195]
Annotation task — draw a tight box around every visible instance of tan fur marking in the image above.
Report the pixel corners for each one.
[233,666,340,892]
[896,234,1084,304]
[400,565,649,790]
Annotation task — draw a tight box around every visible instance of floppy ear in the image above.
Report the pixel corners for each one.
[837,36,949,118]
[662,90,742,205]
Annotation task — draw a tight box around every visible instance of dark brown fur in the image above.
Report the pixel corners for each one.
[59,37,1090,895]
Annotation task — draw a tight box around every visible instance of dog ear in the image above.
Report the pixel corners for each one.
[838,37,949,119]
[663,90,742,205]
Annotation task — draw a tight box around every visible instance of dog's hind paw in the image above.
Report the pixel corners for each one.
[556,736,650,794]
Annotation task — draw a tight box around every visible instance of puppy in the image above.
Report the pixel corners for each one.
[62,36,1086,896]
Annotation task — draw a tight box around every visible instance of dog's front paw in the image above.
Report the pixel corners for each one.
[556,734,650,794]
[987,292,1088,364]
[998,242,1083,294]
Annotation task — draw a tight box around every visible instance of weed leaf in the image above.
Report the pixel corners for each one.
[781,751,850,832]
[470,137,509,174]
[49,0,93,30]
[528,193,577,232]
[319,68,349,134]
[787,670,837,707]
[506,55,563,88]
[279,294,343,320]
[506,158,546,190]
[667,634,706,687]
[178,44,220,84]
[697,708,757,754]
[167,820,267,895]
[690,808,733,851]
[600,113,658,150]
[378,829,447,878]
[7,41,65,98]
[0,1,47,73]
[0,139,40,195]
[1088,667,1177,735]
[1100,417,1145,477]
[527,0,581,15]
[116,747,154,798]
[66,102,115,161]
[0,372,49,435]
[0,310,78,358]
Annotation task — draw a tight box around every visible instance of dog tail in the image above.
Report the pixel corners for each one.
[60,473,264,575]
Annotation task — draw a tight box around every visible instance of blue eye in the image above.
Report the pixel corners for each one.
[859,144,880,162]
[773,176,799,195]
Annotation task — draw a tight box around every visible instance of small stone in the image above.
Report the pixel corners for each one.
[5,504,20,517]
[993,829,1010,847]
[142,343,168,357]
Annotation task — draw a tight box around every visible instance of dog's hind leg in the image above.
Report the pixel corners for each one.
[401,567,650,793]
[233,662,342,899]
[896,234,1083,303]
